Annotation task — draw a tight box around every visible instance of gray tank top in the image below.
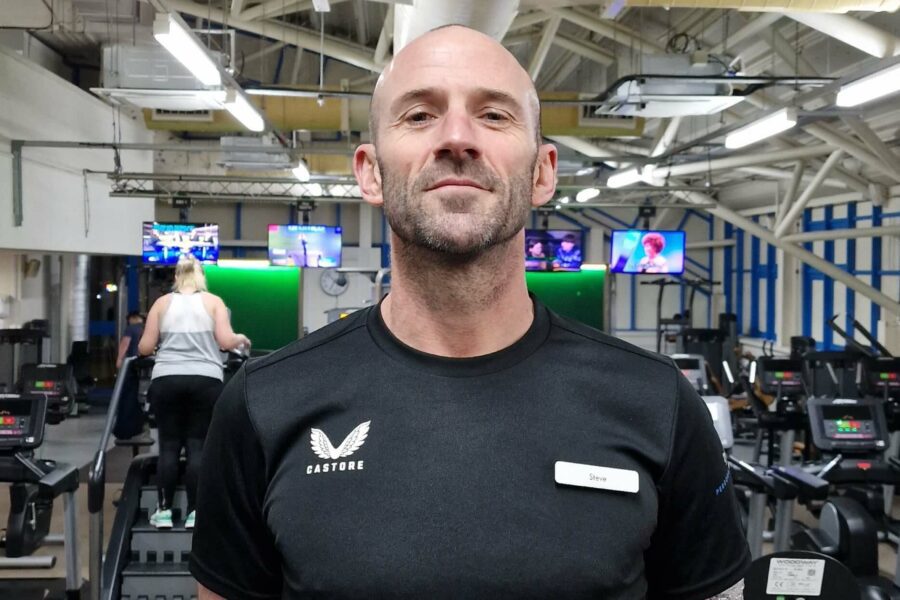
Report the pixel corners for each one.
[152,293,224,381]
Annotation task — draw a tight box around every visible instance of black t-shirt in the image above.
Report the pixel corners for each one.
[123,323,143,358]
[190,299,750,599]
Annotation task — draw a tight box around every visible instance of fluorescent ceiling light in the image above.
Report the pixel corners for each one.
[724,108,797,150]
[306,183,324,196]
[575,187,601,203]
[606,168,642,188]
[575,167,596,176]
[292,159,310,182]
[224,91,265,132]
[312,0,331,11]
[836,62,900,107]
[558,196,570,204]
[153,13,221,86]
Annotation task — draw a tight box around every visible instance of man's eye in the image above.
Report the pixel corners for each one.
[407,111,433,124]
[483,111,508,122]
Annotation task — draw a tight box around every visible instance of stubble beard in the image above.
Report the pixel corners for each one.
[379,154,537,262]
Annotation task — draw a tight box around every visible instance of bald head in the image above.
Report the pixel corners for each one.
[368,24,541,145]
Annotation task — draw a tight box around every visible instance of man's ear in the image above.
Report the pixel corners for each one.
[531,143,558,208]
[354,144,383,207]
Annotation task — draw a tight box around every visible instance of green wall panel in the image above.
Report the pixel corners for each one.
[526,268,606,330]
[205,266,300,353]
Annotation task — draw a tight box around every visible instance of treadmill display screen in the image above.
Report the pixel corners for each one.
[821,405,876,440]
[675,358,700,370]
[26,380,62,396]
[0,398,34,439]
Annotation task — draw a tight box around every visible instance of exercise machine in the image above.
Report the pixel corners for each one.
[790,396,900,599]
[0,392,81,596]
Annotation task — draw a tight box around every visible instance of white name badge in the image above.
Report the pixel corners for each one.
[554,461,639,494]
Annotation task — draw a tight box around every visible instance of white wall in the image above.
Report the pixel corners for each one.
[0,44,155,255]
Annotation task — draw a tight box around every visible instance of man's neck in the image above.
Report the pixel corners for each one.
[381,237,534,358]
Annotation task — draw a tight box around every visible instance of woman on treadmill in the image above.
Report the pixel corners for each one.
[138,254,250,530]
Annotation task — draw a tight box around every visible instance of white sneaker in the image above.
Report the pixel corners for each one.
[149,507,173,529]
[185,510,196,530]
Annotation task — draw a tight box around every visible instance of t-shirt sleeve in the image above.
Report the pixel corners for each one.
[189,366,282,599]
[644,372,751,600]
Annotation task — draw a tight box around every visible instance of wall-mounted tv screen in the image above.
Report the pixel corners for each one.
[268,224,342,268]
[142,222,219,265]
[609,229,685,274]
[524,229,584,272]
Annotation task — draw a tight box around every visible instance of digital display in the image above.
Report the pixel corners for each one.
[821,404,876,440]
[609,230,685,275]
[142,222,219,265]
[760,359,805,389]
[0,398,33,439]
[268,225,342,268]
[524,229,584,272]
[675,358,700,370]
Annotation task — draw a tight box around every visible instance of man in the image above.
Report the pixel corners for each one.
[191,25,749,599]
[553,233,583,270]
[114,310,145,440]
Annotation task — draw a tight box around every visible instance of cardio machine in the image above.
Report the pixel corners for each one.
[0,392,81,597]
[672,353,733,450]
[790,396,900,599]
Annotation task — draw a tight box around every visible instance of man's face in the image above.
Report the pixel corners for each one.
[561,241,574,252]
[356,27,556,257]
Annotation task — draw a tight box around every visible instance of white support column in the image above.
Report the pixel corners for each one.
[710,13,782,54]
[651,117,681,158]
[775,150,844,238]
[528,16,562,80]
[775,248,801,349]
[777,161,805,224]
[678,191,900,319]
[290,48,304,84]
[553,32,614,66]
[783,224,900,243]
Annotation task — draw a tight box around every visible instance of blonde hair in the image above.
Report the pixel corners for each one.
[173,255,208,292]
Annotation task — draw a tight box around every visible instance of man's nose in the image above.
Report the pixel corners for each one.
[433,109,481,162]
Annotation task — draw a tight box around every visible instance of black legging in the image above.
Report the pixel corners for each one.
[148,375,223,512]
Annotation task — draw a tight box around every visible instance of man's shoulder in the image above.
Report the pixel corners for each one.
[546,309,673,369]
[245,308,372,376]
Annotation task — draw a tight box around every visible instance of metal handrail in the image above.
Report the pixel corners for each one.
[87,355,135,600]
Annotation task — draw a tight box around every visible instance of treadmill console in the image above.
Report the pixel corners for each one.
[859,357,900,399]
[672,354,709,393]
[20,364,72,398]
[807,397,889,453]
[0,394,47,450]
[758,358,806,396]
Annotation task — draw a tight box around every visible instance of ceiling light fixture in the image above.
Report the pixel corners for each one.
[575,188,601,203]
[224,90,265,132]
[606,168,642,189]
[558,196,570,204]
[724,108,797,150]
[836,62,900,107]
[153,13,221,86]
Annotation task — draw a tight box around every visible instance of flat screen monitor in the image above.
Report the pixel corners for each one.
[609,230,685,275]
[268,224,342,268]
[524,229,584,272]
[142,222,219,265]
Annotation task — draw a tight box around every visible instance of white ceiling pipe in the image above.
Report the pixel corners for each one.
[678,190,900,318]
[783,225,900,243]
[546,7,664,53]
[392,0,519,52]
[775,149,845,238]
[165,0,380,72]
[686,239,736,250]
[709,13,782,54]
[650,144,835,179]
[651,117,681,158]
[785,13,900,58]
[528,16,562,80]
[804,122,900,184]
[548,136,622,168]
[738,165,853,192]
[507,11,551,32]
[374,4,394,66]
[243,41,287,65]
[842,116,900,176]
[553,32,615,66]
